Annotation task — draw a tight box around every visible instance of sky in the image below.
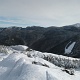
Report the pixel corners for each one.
[0,0,80,27]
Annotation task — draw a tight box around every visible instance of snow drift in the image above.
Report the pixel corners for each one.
[0,45,80,80]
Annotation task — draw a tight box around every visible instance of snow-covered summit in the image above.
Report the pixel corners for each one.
[73,23,80,27]
[0,45,80,80]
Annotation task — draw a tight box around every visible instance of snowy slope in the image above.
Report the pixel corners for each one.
[65,42,76,54]
[11,45,28,51]
[0,45,80,80]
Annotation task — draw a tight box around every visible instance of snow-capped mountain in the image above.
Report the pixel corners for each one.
[73,23,80,27]
[63,23,80,28]
[0,45,80,80]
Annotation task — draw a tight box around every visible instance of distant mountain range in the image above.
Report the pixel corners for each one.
[0,23,80,58]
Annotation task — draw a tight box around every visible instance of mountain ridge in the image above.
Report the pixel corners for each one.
[0,45,79,80]
[0,24,80,58]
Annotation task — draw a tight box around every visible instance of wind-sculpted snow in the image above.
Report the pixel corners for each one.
[0,45,80,69]
[0,45,80,80]
[0,52,60,80]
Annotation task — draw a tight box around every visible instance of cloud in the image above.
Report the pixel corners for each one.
[0,17,28,27]
[0,0,80,27]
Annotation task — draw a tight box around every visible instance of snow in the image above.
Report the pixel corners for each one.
[73,23,80,27]
[11,45,28,51]
[65,42,76,54]
[0,45,80,80]
[27,50,80,69]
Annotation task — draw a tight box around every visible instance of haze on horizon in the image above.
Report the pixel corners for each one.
[0,0,80,27]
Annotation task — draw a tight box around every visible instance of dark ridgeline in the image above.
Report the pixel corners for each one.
[0,24,80,58]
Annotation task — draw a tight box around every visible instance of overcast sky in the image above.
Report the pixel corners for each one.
[0,0,80,27]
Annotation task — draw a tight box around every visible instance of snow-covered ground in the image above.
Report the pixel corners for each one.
[0,45,80,80]
[65,42,76,54]
[11,45,28,51]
